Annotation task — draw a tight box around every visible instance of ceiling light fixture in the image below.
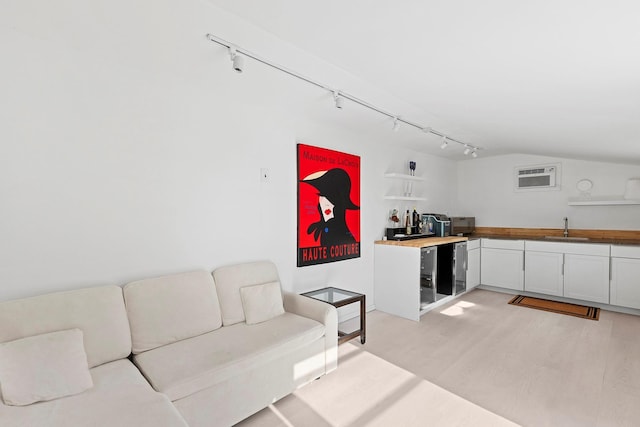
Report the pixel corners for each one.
[392,117,400,132]
[206,33,482,156]
[463,146,471,156]
[228,46,244,73]
[333,91,344,109]
[471,149,478,158]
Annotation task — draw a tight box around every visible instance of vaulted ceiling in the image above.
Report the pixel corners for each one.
[208,0,640,164]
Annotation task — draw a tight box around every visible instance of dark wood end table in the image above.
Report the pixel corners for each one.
[301,286,366,345]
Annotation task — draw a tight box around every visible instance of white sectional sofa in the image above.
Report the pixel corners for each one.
[0,261,338,427]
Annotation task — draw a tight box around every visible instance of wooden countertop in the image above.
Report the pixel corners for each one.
[474,226,640,239]
[375,228,640,248]
[374,236,468,248]
[471,227,640,245]
[471,234,640,246]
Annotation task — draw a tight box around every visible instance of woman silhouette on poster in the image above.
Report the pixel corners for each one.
[301,168,359,246]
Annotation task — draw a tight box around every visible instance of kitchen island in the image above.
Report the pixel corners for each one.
[374,236,469,321]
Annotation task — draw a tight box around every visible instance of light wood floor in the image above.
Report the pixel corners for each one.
[239,289,640,426]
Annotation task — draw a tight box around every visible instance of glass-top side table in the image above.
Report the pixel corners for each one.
[301,286,366,344]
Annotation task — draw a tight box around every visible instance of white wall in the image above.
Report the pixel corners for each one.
[456,154,640,229]
[0,0,458,307]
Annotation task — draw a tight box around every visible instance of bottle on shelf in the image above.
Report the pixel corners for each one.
[412,208,419,232]
[405,210,412,235]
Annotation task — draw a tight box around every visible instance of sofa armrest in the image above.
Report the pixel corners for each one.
[282,292,338,373]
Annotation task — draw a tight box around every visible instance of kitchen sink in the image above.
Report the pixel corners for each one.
[542,236,590,241]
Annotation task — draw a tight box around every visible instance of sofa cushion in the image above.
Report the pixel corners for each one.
[0,329,93,406]
[0,286,131,368]
[213,261,280,326]
[0,359,188,427]
[240,281,285,325]
[133,312,325,401]
[124,270,223,354]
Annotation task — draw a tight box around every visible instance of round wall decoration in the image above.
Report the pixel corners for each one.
[576,179,593,193]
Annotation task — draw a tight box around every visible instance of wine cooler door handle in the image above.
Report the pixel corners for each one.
[464,249,468,271]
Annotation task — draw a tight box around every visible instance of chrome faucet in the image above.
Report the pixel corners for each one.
[563,217,569,237]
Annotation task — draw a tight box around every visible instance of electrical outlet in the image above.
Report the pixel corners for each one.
[260,168,269,183]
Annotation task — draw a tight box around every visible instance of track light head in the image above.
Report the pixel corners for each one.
[463,146,471,156]
[422,127,432,134]
[333,91,344,109]
[232,55,244,73]
[440,137,448,149]
[392,117,400,132]
[228,46,244,73]
[471,150,478,158]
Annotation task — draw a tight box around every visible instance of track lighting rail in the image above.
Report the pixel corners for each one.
[205,33,481,155]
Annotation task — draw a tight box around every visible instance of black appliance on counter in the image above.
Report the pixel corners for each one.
[450,217,476,236]
[385,227,434,241]
[422,214,451,237]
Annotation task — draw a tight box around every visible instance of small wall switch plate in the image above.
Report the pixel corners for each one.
[260,168,269,183]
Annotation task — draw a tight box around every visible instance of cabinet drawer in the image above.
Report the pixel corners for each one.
[562,242,609,256]
[481,239,525,250]
[467,239,480,250]
[525,241,564,253]
[611,245,640,259]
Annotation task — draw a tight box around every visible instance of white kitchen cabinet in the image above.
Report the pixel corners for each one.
[564,254,610,303]
[524,241,610,304]
[564,254,609,304]
[480,239,524,291]
[610,245,640,310]
[524,251,564,296]
[374,244,421,321]
[374,238,470,321]
[467,240,480,290]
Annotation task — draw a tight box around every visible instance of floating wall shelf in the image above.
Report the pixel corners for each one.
[383,172,426,201]
[384,196,427,201]
[568,197,640,206]
[383,173,424,181]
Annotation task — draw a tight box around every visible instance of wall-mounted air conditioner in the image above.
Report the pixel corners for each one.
[515,164,560,191]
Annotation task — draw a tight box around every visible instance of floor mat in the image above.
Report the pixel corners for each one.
[508,295,600,320]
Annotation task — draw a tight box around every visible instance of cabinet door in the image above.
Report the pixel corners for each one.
[611,257,640,309]
[374,244,421,321]
[524,251,564,296]
[564,254,610,303]
[480,248,524,291]
[467,248,480,290]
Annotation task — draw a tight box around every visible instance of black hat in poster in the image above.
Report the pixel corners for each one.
[301,168,359,247]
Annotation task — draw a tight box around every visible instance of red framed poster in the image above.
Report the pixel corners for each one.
[297,143,360,267]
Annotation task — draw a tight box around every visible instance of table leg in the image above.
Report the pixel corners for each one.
[360,295,366,344]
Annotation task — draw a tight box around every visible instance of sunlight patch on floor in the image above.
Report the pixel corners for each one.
[292,345,426,425]
[265,404,295,427]
[440,300,476,316]
[285,343,516,427]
